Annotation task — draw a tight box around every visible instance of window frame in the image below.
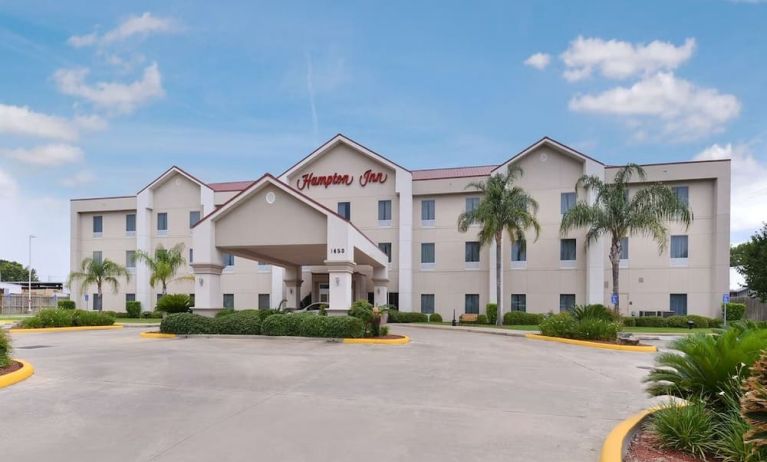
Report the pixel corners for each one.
[560,238,577,267]
[157,212,168,235]
[464,294,480,314]
[511,294,527,312]
[378,242,392,263]
[670,293,688,315]
[420,294,435,314]
[337,202,351,221]
[378,200,392,226]
[465,241,480,267]
[420,242,435,269]
[125,213,136,236]
[189,210,201,228]
[223,294,234,309]
[672,186,689,207]
[560,192,576,215]
[92,215,103,237]
[421,199,435,226]
[559,294,576,312]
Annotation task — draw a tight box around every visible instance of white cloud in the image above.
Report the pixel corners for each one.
[73,114,108,132]
[0,144,84,166]
[68,12,178,48]
[524,53,551,70]
[53,63,165,114]
[59,170,95,187]
[0,167,18,199]
[569,72,740,140]
[0,103,78,141]
[695,143,767,233]
[561,36,695,81]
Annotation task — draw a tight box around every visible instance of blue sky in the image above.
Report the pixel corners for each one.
[1,0,766,281]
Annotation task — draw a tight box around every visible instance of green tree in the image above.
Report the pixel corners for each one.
[458,165,541,326]
[0,259,38,282]
[135,244,190,296]
[67,257,130,311]
[732,224,767,302]
[560,164,692,313]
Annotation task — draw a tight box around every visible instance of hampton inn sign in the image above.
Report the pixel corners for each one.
[296,169,389,190]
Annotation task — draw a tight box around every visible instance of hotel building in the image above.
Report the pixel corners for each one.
[70,135,730,318]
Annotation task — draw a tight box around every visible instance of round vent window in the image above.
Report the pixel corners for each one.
[265,192,276,204]
[540,153,548,162]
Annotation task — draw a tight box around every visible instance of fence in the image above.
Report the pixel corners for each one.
[732,296,767,321]
[0,294,69,315]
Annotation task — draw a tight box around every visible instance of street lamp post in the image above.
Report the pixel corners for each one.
[28,234,36,313]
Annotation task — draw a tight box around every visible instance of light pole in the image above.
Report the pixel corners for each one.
[28,234,36,313]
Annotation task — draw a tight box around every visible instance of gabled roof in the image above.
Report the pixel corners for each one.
[207,180,257,192]
[279,133,410,180]
[137,166,213,195]
[412,165,497,181]
[491,137,604,174]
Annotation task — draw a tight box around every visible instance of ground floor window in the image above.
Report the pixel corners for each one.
[367,292,374,304]
[465,294,479,314]
[223,294,234,309]
[388,292,399,309]
[189,294,195,307]
[421,294,435,313]
[670,293,687,315]
[125,293,135,305]
[93,293,102,311]
[511,294,526,312]
[258,294,270,309]
[559,294,575,312]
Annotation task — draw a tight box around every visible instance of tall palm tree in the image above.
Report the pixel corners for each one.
[135,243,190,296]
[67,257,130,311]
[560,164,692,314]
[458,165,541,326]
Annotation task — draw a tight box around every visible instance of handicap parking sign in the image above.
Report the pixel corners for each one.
[723,294,730,304]
[611,293,619,304]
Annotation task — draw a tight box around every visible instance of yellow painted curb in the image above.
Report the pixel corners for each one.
[600,407,657,462]
[9,325,124,334]
[525,334,657,352]
[140,331,177,339]
[342,335,409,345]
[0,359,34,389]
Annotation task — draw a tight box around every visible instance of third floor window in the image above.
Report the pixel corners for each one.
[465,241,480,263]
[421,199,435,223]
[189,211,201,228]
[560,192,576,214]
[92,215,103,235]
[157,212,168,233]
[126,214,136,233]
[337,202,351,221]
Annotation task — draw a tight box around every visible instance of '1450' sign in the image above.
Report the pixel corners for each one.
[296,169,388,190]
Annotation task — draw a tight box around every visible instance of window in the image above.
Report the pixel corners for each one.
[511,240,527,262]
[126,250,136,269]
[465,197,480,213]
[125,293,135,304]
[421,294,435,314]
[560,239,576,261]
[189,294,195,307]
[337,202,351,220]
[619,237,629,260]
[378,243,392,263]
[671,235,689,259]
[465,294,480,314]
[465,241,480,263]
[559,294,576,312]
[157,212,168,234]
[92,251,102,264]
[223,294,234,309]
[93,293,102,311]
[257,261,270,271]
[126,214,136,234]
[560,192,576,214]
[378,200,392,225]
[421,243,435,265]
[223,253,235,267]
[93,215,103,236]
[189,248,194,264]
[670,294,688,315]
[388,292,399,309]
[421,199,435,225]
[258,294,270,309]
[511,294,526,312]
[189,211,201,228]
[672,186,689,206]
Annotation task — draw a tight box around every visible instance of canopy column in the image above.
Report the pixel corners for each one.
[326,262,355,312]
[191,263,224,317]
[373,266,389,307]
[283,265,303,309]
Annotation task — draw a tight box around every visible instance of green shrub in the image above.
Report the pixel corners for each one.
[429,313,443,323]
[634,316,668,327]
[476,314,489,324]
[262,313,307,336]
[57,300,76,310]
[571,304,616,322]
[503,311,545,326]
[622,316,637,327]
[686,315,710,328]
[572,318,620,341]
[215,310,262,335]
[539,313,578,338]
[296,315,364,338]
[651,401,717,459]
[724,303,746,322]
[666,315,690,328]
[18,308,114,328]
[741,350,767,459]
[215,308,235,318]
[0,329,11,368]
[142,311,164,319]
[125,301,142,318]
[155,294,192,314]
[380,325,389,336]
[388,311,428,323]
[160,313,215,334]
[486,303,498,325]
[256,309,282,321]
[72,310,115,326]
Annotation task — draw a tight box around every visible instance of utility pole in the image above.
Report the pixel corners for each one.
[28,234,36,313]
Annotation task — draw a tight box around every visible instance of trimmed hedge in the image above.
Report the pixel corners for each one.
[57,300,76,310]
[19,308,115,329]
[215,308,235,318]
[160,313,215,334]
[215,310,262,335]
[503,311,546,326]
[624,315,722,329]
[723,303,746,321]
[429,313,443,323]
[126,301,142,318]
[486,303,498,325]
[261,314,309,336]
[0,329,11,368]
[388,311,428,323]
[298,315,364,338]
[142,311,164,319]
[540,312,619,341]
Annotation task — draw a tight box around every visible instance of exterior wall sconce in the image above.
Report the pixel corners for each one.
[335,276,340,286]
[199,278,204,287]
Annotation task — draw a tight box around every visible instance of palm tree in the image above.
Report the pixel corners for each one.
[458,165,541,326]
[67,257,130,311]
[560,164,692,314]
[135,243,190,296]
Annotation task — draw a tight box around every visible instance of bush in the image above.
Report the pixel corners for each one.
[724,303,746,322]
[572,318,620,341]
[486,303,498,325]
[634,316,668,327]
[539,313,578,338]
[142,311,164,319]
[429,313,443,323]
[571,304,616,322]
[297,315,364,338]
[262,313,307,336]
[632,315,719,328]
[18,308,114,328]
[160,313,215,334]
[622,316,637,327]
[476,314,489,324]
[155,294,192,314]
[215,308,235,318]
[686,315,710,328]
[57,300,76,310]
[126,301,142,318]
[0,329,11,368]
[503,311,545,326]
[741,350,767,459]
[388,311,428,323]
[651,401,717,459]
[215,310,262,335]
[72,310,115,326]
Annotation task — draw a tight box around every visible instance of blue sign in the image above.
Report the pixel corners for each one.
[84,294,89,302]
[611,293,619,305]
[723,294,730,304]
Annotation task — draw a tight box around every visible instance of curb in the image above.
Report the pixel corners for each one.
[342,335,410,345]
[9,325,124,334]
[600,408,656,462]
[525,334,658,352]
[0,359,34,389]
[140,331,177,339]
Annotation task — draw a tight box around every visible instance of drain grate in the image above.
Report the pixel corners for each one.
[17,345,52,349]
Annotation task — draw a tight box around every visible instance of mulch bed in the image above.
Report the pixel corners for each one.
[0,360,23,377]
[626,427,705,462]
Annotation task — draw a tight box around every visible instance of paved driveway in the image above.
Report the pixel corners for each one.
[0,325,655,462]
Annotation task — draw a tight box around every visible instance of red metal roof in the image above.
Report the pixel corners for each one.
[411,165,497,181]
[207,180,256,192]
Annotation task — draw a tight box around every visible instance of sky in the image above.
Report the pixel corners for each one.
[0,0,766,283]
